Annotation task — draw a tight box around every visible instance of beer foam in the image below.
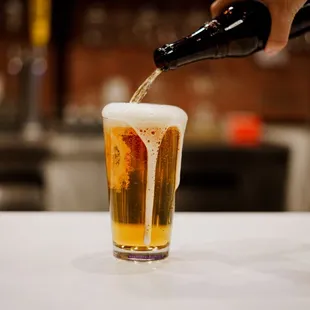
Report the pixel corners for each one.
[102,102,187,129]
[102,102,188,246]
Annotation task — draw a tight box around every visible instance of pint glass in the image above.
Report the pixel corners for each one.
[102,102,187,261]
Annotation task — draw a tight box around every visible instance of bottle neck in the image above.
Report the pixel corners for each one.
[154,20,226,71]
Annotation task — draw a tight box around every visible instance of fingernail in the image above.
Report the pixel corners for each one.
[265,49,278,56]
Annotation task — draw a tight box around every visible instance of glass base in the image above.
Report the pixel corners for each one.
[113,244,169,262]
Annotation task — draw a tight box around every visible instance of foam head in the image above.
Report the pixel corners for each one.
[102,102,188,132]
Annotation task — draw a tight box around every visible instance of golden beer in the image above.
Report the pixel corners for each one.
[102,103,187,261]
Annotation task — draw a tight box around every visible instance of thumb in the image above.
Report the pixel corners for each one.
[265,8,294,54]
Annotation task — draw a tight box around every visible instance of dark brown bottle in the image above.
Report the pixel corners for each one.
[154,0,310,70]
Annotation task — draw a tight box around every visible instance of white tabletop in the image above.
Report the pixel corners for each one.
[1,212,310,310]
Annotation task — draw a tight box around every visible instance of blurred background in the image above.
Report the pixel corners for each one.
[0,0,309,212]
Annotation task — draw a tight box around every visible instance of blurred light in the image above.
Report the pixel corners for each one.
[101,77,130,106]
[223,112,262,146]
[5,0,23,33]
[32,58,47,76]
[7,57,23,75]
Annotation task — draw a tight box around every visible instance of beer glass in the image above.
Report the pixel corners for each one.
[102,102,187,261]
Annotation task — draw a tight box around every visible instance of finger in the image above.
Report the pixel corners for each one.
[265,7,295,54]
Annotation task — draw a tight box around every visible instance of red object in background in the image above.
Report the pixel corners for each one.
[225,112,262,146]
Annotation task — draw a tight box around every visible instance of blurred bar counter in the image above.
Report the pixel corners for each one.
[0,131,105,212]
[0,130,290,213]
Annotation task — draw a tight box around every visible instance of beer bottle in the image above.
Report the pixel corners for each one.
[154,0,310,70]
